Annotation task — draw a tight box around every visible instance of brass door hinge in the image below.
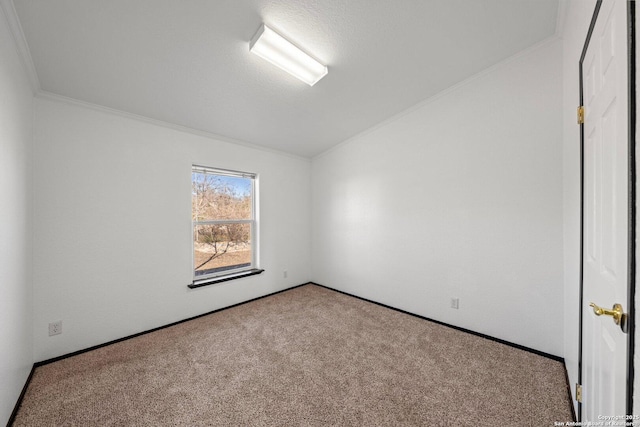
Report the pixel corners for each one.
[576,383,582,403]
[577,106,585,124]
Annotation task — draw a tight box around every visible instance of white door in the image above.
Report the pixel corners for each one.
[582,0,629,421]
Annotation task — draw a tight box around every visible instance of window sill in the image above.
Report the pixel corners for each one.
[188,268,265,289]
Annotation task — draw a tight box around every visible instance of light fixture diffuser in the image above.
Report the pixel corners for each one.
[249,24,328,86]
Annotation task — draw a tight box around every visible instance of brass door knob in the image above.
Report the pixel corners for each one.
[589,302,624,325]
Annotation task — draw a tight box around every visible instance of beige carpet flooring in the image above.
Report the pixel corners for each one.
[13,284,573,426]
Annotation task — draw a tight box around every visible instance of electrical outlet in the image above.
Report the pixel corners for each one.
[450,298,459,310]
[283,270,288,278]
[49,320,62,336]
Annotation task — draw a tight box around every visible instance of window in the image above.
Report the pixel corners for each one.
[191,166,261,286]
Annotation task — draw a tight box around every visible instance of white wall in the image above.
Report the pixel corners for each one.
[0,3,34,425]
[311,39,564,356]
[32,96,311,361]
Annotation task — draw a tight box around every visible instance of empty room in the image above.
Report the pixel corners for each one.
[1,0,637,425]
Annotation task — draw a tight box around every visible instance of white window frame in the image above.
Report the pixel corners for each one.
[192,165,258,284]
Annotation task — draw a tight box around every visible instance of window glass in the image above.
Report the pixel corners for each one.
[192,167,256,280]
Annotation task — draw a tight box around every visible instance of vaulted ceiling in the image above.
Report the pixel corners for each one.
[12,0,559,157]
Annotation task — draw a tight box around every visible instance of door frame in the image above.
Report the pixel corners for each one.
[577,0,636,421]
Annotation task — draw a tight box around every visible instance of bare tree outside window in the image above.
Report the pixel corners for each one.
[192,168,255,278]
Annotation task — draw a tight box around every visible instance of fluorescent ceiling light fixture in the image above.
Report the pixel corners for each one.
[250,24,328,86]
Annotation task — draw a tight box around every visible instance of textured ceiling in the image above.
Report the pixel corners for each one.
[13,0,558,157]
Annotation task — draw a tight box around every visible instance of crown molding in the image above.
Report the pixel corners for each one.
[35,90,311,162]
[0,0,40,93]
[314,34,561,160]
